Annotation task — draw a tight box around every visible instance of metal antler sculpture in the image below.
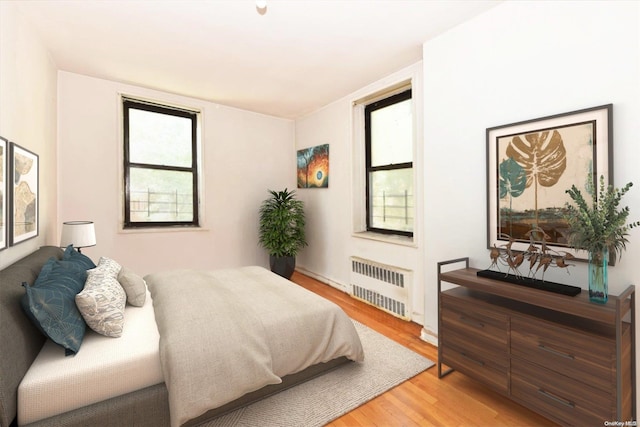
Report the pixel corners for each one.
[489,226,574,281]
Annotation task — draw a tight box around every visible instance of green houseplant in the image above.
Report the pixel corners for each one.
[564,175,639,303]
[258,188,308,279]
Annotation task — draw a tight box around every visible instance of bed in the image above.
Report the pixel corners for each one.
[0,246,364,427]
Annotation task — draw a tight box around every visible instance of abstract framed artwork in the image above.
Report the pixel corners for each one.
[9,143,39,246]
[297,144,329,188]
[0,136,7,250]
[486,104,612,263]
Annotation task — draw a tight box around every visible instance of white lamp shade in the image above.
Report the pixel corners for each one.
[60,221,96,249]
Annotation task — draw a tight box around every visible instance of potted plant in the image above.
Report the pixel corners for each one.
[564,175,639,303]
[258,188,308,279]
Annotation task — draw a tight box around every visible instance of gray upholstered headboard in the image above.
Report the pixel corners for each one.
[0,246,63,427]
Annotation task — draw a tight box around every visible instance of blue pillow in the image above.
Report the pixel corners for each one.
[21,257,88,356]
[63,244,96,270]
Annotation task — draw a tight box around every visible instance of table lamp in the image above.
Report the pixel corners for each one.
[60,221,96,253]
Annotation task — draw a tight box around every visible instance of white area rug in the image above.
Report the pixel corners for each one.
[202,320,435,427]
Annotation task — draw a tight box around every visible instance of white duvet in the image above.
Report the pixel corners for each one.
[146,266,364,427]
[17,289,163,425]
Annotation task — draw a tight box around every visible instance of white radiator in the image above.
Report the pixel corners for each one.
[349,257,411,320]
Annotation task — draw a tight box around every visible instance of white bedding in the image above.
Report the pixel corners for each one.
[146,266,364,427]
[17,289,163,425]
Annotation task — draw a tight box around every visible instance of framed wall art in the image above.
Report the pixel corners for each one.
[486,104,612,263]
[297,144,329,188]
[0,136,7,251]
[10,143,39,246]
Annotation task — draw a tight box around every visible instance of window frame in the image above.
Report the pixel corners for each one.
[122,98,200,229]
[364,89,413,237]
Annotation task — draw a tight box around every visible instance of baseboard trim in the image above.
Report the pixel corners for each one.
[420,327,438,346]
[294,266,348,293]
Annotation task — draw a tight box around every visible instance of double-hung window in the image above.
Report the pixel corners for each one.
[123,98,199,228]
[364,89,413,237]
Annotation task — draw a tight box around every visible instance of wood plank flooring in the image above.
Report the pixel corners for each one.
[290,271,558,427]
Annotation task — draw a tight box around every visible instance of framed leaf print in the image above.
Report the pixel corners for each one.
[0,136,7,250]
[10,143,39,246]
[486,104,612,262]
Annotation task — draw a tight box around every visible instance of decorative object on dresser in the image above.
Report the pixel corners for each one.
[481,225,580,296]
[564,175,640,303]
[258,188,308,279]
[437,258,635,426]
[60,220,97,253]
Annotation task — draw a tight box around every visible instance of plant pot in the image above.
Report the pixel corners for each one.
[588,248,608,304]
[269,255,296,279]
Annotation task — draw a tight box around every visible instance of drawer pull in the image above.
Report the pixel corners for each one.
[537,388,575,408]
[459,315,484,329]
[460,352,485,366]
[537,344,575,360]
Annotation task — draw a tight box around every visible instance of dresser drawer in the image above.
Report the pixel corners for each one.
[511,358,614,426]
[441,342,509,394]
[440,293,509,346]
[440,322,509,368]
[441,292,509,325]
[511,316,614,392]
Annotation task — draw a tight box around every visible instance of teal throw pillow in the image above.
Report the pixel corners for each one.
[21,257,88,356]
[63,244,96,270]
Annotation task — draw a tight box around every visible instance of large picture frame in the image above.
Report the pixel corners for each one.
[486,104,612,264]
[0,136,7,251]
[9,143,39,246]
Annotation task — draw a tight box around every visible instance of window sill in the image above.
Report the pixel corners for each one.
[119,225,209,235]
[352,231,416,248]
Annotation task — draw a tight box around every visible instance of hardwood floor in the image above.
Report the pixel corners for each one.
[290,271,558,427]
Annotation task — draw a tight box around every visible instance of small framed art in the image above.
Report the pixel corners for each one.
[10,143,39,245]
[297,144,329,188]
[0,136,7,250]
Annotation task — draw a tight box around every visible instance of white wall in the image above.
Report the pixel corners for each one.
[0,2,58,268]
[295,0,639,390]
[295,63,426,325]
[422,0,639,408]
[57,72,295,275]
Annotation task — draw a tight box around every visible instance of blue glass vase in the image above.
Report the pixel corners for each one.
[588,248,608,304]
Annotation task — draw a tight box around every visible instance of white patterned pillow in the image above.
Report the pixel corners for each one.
[75,267,126,337]
[97,256,122,278]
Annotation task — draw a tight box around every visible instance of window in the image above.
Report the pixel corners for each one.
[123,98,199,228]
[364,89,413,236]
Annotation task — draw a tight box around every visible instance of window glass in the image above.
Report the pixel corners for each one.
[128,168,194,222]
[369,168,414,233]
[370,99,412,167]
[128,109,192,167]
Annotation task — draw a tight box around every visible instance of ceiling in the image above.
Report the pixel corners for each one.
[16,0,499,119]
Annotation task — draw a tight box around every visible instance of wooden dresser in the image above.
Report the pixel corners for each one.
[437,258,636,426]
